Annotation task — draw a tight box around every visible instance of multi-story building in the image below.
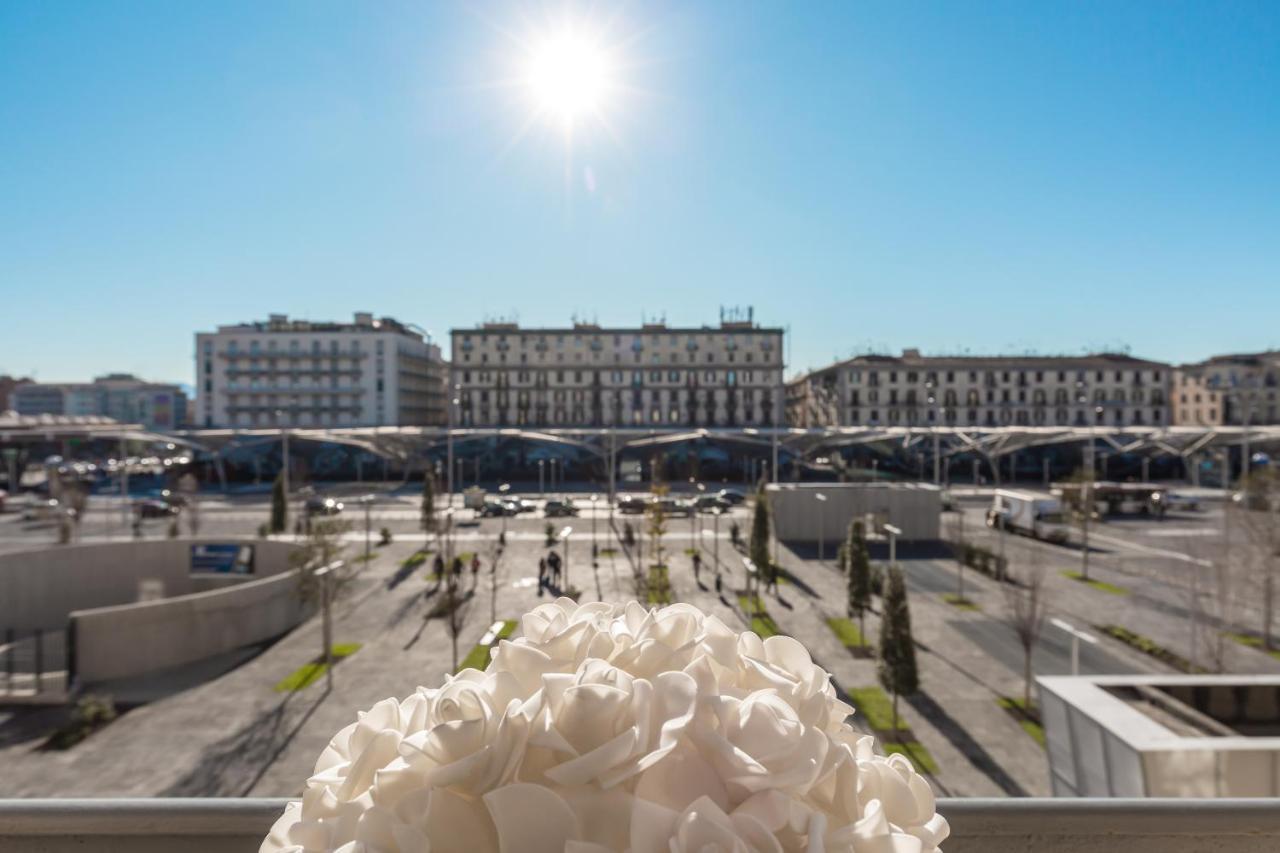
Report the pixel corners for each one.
[11,374,187,431]
[788,349,1171,429]
[196,313,446,429]
[450,316,784,428]
[1173,352,1280,426]
[0,375,31,412]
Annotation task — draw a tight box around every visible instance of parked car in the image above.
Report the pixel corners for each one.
[652,497,694,517]
[305,495,344,516]
[135,499,180,519]
[0,489,7,513]
[478,500,515,518]
[693,494,731,513]
[717,488,748,506]
[22,498,61,521]
[510,498,538,514]
[156,488,188,507]
[544,499,579,518]
[617,494,647,514]
[1164,491,1203,512]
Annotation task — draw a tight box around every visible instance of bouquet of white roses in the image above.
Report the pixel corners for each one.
[262,599,948,852]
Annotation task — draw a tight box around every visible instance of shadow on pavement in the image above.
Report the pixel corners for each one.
[906,691,1029,797]
[161,683,331,797]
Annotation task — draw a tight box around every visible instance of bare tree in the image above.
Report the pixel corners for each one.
[1232,469,1280,650]
[178,472,200,537]
[486,538,503,625]
[1003,550,1048,710]
[291,518,354,688]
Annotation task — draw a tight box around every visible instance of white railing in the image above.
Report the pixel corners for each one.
[0,799,1278,852]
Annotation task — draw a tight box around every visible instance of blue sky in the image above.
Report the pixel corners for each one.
[2,1,1277,386]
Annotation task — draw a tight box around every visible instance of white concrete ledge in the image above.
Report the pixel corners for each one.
[1,798,1279,852]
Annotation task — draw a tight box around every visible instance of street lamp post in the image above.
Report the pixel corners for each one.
[884,523,902,566]
[498,483,511,542]
[590,494,598,562]
[558,526,573,591]
[815,492,828,563]
[1049,617,1098,675]
[274,409,291,526]
[446,386,459,509]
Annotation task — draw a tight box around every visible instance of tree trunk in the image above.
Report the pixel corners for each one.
[892,689,900,741]
[1264,569,1275,651]
[1023,645,1032,711]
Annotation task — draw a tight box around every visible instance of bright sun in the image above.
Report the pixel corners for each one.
[526,30,613,125]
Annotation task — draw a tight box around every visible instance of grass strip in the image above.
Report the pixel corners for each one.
[457,619,518,672]
[942,593,980,611]
[826,616,871,651]
[737,595,782,638]
[401,551,428,568]
[1225,632,1280,661]
[997,697,1046,748]
[883,741,939,775]
[1062,571,1128,596]
[847,686,910,733]
[1098,625,1203,673]
[274,643,363,692]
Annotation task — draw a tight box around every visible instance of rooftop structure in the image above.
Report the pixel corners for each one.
[10,374,186,432]
[195,312,446,429]
[1039,674,1280,797]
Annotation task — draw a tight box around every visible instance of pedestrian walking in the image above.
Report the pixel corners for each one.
[692,551,702,582]
[538,556,547,587]
[452,556,463,578]
[471,553,481,585]
[714,572,722,595]
[433,554,445,586]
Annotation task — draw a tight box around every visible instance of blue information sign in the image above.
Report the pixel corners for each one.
[190,543,255,575]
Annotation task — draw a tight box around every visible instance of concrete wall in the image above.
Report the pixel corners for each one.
[1,799,1278,853]
[767,482,941,544]
[71,569,309,684]
[0,539,295,632]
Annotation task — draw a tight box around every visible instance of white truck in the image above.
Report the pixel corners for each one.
[987,490,1069,543]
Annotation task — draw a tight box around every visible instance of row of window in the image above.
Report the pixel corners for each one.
[849,367,1164,385]
[850,388,1166,406]
[459,369,776,385]
[459,350,775,365]
[460,408,772,427]
[458,333,777,348]
[463,387,772,404]
[206,339,385,355]
[849,407,1165,426]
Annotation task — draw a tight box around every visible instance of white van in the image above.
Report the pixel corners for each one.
[988,490,1069,543]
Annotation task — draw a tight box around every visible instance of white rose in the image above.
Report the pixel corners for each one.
[604,602,738,679]
[525,658,697,788]
[393,668,531,795]
[490,599,619,695]
[698,688,830,796]
[632,795,782,853]
[735,633,852,731]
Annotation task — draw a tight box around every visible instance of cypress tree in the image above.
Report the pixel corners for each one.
[847,520,872,644]
[878,565,919,737]
[421,471,436,533]
[749,486,772,600]
[270,471,287,534]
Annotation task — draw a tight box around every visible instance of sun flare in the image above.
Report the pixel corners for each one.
[525,29,614,125]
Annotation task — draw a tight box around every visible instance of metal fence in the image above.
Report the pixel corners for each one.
[0,627,69,701]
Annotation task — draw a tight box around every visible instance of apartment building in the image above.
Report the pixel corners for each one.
[1173,352,1280,426]
[11,374,187,431]
[196,313,446,429]
[788,349,1171,429]
[450,317,784,428]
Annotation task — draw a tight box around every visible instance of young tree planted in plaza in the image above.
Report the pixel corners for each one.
[847,520,872,645]
[270,471,288,534]
[291,518,353,689]
[749,485,773,603]
[420,470,436,534]
[1003,555,1048,710]
[878,565,918,737]
[1233,469,1280,650]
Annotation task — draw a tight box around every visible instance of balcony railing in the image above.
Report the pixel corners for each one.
[0,799,1277,852]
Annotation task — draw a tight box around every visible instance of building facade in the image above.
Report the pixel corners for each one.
[1173,352,1280,427]
[0,375,31,412]
[788,349,1171,429]
[196,313,446,429]
[11,374,187,431]
[450,318,784,428]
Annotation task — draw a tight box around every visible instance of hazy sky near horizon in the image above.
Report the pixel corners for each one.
[2,0,1278,386]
